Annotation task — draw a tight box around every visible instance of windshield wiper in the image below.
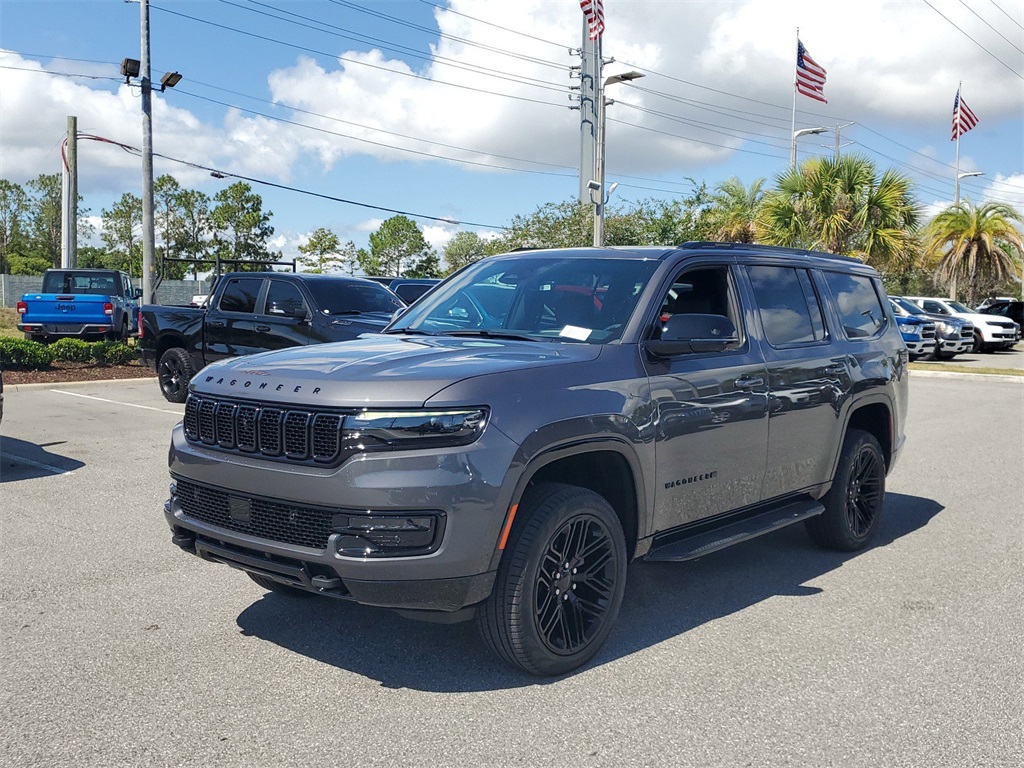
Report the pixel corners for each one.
[383,327,437,335]
[443,329,539,341]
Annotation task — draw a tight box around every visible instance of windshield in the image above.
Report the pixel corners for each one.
[892,297,926,315]
[305,280,405,315]
[947,300,972,313]
[388,254,660,343]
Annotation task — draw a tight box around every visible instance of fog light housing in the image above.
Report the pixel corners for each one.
[332,512,444,557]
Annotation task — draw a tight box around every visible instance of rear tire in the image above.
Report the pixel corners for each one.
[157,347,195,403]
[806,429,885,552]
[247,572,314,597]
[476,483,627,676]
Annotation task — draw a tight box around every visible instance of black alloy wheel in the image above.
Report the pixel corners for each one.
[157,347,195,403]
[534,515,619,656]
[477,483,627,676]
[806,429,885,551]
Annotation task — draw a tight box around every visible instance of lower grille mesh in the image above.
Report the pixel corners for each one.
[175,478,338,549]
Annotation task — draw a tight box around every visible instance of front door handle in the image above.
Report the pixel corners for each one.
[735,375,764,390]
[256,324,270,332]
[209,320,226,328]
[824,363,846,375]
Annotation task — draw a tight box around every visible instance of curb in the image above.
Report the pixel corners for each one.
[5,377,156,392]
[909,369,1023,383]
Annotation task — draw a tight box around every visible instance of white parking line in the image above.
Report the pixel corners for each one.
[0,452,77,477]
[49,389,183,414]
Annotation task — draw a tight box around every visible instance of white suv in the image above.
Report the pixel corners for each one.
[902,296,1019,353]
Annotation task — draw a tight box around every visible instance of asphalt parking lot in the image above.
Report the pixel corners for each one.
[1,374,1021,767]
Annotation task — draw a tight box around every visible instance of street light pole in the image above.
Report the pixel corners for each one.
[140,0,156,305]
[955,171,983,207]
[790,126,828,169]
[593,70,644,247]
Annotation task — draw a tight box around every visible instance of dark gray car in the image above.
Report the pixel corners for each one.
[165,244,909,675]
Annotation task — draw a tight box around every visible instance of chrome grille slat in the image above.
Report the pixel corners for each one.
[183,394,346,465]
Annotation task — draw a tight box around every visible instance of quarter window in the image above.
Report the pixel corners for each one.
[822,272,886,339]
[218,278,262,313]
[746,266,825,346]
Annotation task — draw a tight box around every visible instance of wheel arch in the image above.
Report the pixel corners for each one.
[494,439,645,568]
[843,397,893,470]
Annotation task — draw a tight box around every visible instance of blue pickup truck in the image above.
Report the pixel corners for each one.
[17,268,141,342]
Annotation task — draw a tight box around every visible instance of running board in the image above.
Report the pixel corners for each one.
[644,499,824,562]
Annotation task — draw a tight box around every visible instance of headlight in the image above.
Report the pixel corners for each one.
[902,327,921,339]
[343,408,488,453]
[937,322,955,337]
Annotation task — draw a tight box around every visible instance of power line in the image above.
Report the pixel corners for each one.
[416,0,571,51]
[150,3,572,108]
[989,0,1024,32]
[957,0,1024,55]
[921,0,1023,79]
[80,132,507,229]
[0,64,121,82]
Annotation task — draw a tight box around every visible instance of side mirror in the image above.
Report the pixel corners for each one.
[646,313,739,357]
[134,288,143,300]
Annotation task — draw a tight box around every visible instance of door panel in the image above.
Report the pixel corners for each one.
[204,276,262,363]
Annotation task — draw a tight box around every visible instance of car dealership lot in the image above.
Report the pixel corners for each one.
[1,376,1021,767]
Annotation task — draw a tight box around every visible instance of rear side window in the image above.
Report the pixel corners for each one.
[746,266,826,346]
[218,278,262,313]
[263,280,307,316]
[822,272,886,339]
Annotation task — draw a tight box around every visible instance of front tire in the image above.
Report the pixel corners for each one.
[476,483,627,676]
[806,429,885,552]
[157,347,195,403]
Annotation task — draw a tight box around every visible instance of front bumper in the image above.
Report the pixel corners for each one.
[937,337,972,354]
[903,339,935,356]
[165,422,519,613]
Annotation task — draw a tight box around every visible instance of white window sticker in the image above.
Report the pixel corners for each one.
[560,325,592,341]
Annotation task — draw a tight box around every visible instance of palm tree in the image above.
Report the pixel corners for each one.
[924,201,1024,304]
[757,155,921,275]
[707,177,765,242]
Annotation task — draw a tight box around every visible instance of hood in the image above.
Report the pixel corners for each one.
[190,334,602,408]
[894,316,930,327]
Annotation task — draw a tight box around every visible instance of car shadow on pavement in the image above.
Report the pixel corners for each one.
[233,491,942,691]
[0,437,85,482]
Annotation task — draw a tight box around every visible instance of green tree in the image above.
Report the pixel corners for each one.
[443,231,488,275]
[76,245,113,270]
[0,179,31,273]
[211,182,276,269]
[297,227,356,273]
[172,188,213,279]
[757,155,921,274]
[924,201,1024,304]
[153,175,188,279]
[26,174,62,269]
[367,215,432,277]
[488,200,592,252]
[405,251,441,278]
[707,177,765,243]
[100,193,143,276]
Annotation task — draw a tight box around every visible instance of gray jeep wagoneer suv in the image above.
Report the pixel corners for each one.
[166,243,908,675]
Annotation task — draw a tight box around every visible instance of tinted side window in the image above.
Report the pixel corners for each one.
[822,272,886,339]
[921,300,946,314]
[264,280,306,316]
[218,278,262,313]
[746,266,824,346]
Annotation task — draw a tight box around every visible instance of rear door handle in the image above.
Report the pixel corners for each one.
[735,375,764,390]
[256,324,270,332]
[209,320,226,328]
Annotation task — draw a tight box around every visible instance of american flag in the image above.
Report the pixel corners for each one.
[795,40,827,103]
[580,0,604,40]
[951,88,979,140]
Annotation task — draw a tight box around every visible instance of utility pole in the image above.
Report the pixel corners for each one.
[832,122,855,160]
[61,115,78,268]
[140,0,156,304]
[576,18,600,203]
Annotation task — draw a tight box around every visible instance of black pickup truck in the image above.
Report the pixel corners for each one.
[138,272,404,402]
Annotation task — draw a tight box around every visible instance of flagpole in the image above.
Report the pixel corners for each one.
[790,27,798,171]
[954,81,962,206]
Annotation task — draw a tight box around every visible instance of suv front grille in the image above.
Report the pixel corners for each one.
[174,478,337,549]
[921,322,936,339]
[184,394,349,465]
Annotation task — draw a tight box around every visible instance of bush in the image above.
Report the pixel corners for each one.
[51,338,93,362]
[0,338,54,369]
[90,341,135,366]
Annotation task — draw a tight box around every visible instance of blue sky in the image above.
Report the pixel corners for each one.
[1,0,1022,265]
